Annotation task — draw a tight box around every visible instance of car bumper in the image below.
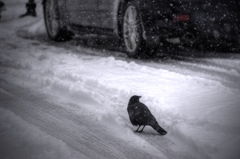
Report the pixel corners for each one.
[139,0,240,44]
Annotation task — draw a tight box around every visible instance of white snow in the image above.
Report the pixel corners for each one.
[0,1,240,159]
[0,107,88,159]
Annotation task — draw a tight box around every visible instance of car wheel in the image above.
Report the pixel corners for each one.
[43,0,73,41]
[122,1,152,58]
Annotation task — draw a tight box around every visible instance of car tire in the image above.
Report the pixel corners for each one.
[122,1,156,59]
[43,0,73,41]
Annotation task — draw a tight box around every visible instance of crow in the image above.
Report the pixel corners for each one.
[127,95,167,135]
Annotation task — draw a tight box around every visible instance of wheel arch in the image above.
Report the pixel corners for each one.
[117,0,145,39]
[43,0,67,28]
[43,0,73,41]
[116,0,125,38]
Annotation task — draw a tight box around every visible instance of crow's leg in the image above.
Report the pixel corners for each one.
[135,125,141,132]
[139,125,145,133]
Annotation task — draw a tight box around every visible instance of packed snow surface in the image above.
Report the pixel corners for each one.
[0,1,240,159]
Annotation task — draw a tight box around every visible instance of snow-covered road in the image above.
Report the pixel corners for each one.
[0,79,173,159]
[1,1,240,159]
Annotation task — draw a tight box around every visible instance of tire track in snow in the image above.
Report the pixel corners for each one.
[0,89,106,159]
[0,80,165,159]
[144,55,240,91]
[177,59,240,90]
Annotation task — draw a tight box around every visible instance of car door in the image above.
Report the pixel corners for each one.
[65,0,100,27]
[98,0,120,30]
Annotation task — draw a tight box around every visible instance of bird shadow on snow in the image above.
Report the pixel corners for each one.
[134,129,160,136]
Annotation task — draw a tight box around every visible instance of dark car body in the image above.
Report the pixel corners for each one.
[43,0,240,55]
[55,0,192,43]
[186,0,240,46]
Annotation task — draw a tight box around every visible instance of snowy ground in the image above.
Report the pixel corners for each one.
[1,1,240,159]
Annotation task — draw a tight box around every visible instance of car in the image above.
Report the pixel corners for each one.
[42,0,195,58]
[42,0,240,58]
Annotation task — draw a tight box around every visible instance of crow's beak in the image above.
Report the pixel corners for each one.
[138,96,141,98]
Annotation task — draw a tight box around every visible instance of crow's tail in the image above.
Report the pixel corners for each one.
[151,122,167,135]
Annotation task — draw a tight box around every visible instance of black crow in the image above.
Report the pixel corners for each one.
[127,95,167,135]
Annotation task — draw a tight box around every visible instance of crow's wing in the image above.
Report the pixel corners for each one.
[129,102,157,125]
[127,108,136,125]
[127,105,140,126]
